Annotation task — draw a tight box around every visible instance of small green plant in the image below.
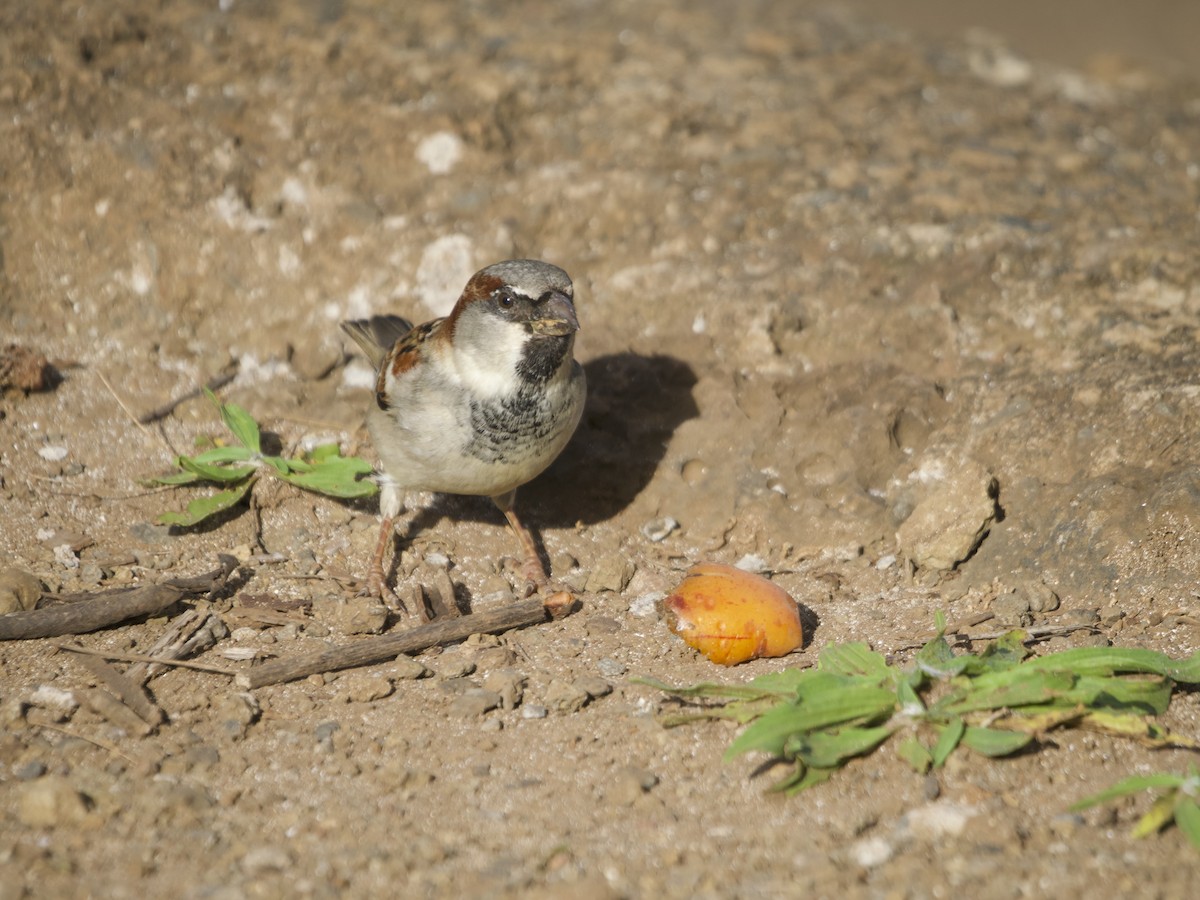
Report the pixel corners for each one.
[643,615,1200,797]
[150,390,377,527]
[1071,767,1200,847]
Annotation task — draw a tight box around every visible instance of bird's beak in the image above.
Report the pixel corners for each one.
[530,291,580,337]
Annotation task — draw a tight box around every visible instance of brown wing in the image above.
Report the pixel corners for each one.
[372,318,444,411]
[340,315,416,369]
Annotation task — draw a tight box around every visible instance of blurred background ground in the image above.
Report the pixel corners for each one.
[2,1,1199,897]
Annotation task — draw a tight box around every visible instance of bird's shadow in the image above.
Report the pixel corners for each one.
[403,351,699,536]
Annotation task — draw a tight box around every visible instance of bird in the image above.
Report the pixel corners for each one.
[340,259,586,608]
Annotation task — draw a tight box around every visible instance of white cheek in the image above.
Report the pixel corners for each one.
[452,321,527,397]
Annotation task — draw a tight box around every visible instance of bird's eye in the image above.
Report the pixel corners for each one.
[497,293,515,309]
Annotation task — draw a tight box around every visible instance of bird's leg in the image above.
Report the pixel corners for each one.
[362,478,403,606]
[493,490,548,597]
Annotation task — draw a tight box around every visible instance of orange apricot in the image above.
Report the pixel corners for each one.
[662,563,803,666]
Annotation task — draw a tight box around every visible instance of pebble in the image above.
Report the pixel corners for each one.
[449,688,502,718]
[850,836,894,868]
[28,684,79,718]
[991,590,1032,624]
[342,673,394,703]
[895,461,998,570]
[392,655,431,680]
[629,591,665,617]
[585,616,621,635]
[482,669,526,710]
[607,766,659,805]
[0,566,42,614]
[475,646,517,669]
[597,657,627,678]
[585,553,636,593]
[521,704,549,720]
[431,655,477,679]
[1020,579,1060,613]
[314,720,340,751]
[543,679,590,714]
[241,845,293,876]
[335,601,389,635]
[641,517,678,542]
[13,761,47,781]
[17,776,90,827]
[575,676,613,699]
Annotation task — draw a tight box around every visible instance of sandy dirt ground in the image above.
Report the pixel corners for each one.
[2,1,1200,897]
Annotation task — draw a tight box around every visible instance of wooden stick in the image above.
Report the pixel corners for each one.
[239,597,553,689]
[0,556,236,641]
[0,584,184,641]
[69,653,165,728]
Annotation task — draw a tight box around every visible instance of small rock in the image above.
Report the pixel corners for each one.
[575,676,613,699]
[336,601,389,635]
[1020,579,1060,613]
[903,801,978,840]
[585,553,636,593]
[597,658,627,678]
[449,689,502,718]
[521,704,549,720]
[607,766,659,805]
[482,669,526,710]
[641,517,678,542]
[17,776,90,827]
[314,720,339,751]
[342,673,394,703]
[895,461,998,571]
[991,590,1032,624]
[392,655,430,680]
[430,654,476,679]
[0,566,42,614]
[734,554,768,574]
[28,684,78,718]
[37,446,68,462]
[850,836,894,868]
[129,520,174,542]
[585,616,621,636]
[629,591,665,617]
[543,679,590,714]
[13,761,47,781]
[475,646,517,669]
[212,692,261,739]
[241,845,293,876]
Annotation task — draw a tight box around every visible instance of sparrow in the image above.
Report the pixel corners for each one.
[340,259,586,606]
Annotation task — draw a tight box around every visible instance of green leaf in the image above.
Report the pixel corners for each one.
[1062,675,1173,715]
[149,470,203,486]
[1132,794,1179,839]
[772,765,835,796]
[1070,773,1189,811]
[208,391,261,453]
[897,678,924,713]
[941,669,1076,714]
[277,455,379,498]
[725,681,897,760]
[157,478,255,527]
[897,735,933,773]
[931,717,966,768]
[177,455,256,483]
[308,443,340,462]
[190,445,254,465]
[1174,797,1200,849]
[789,725,894,769]
[1022,647,1199,680]
[959,726,1034,757]
[818,642,892,682]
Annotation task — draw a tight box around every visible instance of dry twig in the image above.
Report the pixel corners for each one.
[0,556,236,641]
[239,595,564,689]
